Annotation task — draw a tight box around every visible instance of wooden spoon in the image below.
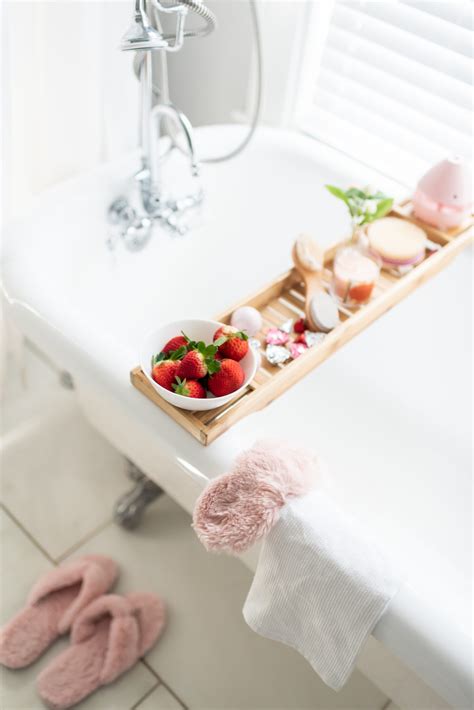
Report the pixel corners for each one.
[292,234,340,332]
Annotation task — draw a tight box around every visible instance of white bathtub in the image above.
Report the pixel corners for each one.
[2,126,472,708]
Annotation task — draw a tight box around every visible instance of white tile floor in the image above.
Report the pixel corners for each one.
[0,347,389,710]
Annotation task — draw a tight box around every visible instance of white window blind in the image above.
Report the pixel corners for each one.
[295,0,473,186]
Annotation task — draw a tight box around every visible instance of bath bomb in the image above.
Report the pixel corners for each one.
[230,306,262,336]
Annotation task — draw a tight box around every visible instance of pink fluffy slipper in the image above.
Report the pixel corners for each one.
[37,592,166,710]
[193,440,323,554]
[0,555,118,669]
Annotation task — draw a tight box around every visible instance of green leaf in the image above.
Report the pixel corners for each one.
[325,185,349,205]
[213,336,227,347]
[172,377,190,396]
[168,346,187,361]
[152,352,166,366]
[370,198,393,221]
[204,344,218,358]
[180,331,198,351]
[206,359,221,375]
[346,187,367,200]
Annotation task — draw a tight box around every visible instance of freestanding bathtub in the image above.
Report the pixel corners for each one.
[2,126,472,708]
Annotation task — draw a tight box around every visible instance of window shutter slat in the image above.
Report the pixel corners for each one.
[297,0,473,186]
[317,68,471,156]
[399,1,473,30]
[313,87,451,162]
[333,4,471,84]
[340,0,473,58]
[322,46,472,132]
[326,26,472,110]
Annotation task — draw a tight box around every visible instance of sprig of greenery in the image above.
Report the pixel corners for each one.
[325,185,393,228]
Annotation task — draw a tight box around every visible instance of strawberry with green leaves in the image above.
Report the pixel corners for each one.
[213,325,249,362]
[177,340,223,379]
[172,377,206,399]
[150,347,186,391]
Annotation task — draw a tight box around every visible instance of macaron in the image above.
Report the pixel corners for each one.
[367,217,426,267]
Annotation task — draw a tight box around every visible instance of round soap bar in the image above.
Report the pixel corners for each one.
[230,306,262,336]
[368,217,426,266]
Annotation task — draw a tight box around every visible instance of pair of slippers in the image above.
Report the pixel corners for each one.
[0,555,165,709]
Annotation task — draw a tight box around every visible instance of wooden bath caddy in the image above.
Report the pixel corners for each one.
[131,201,472,446]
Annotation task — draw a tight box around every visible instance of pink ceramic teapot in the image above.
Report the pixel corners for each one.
[412,157,472,230]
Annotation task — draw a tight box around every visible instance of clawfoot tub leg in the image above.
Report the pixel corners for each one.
[114,461,163,529]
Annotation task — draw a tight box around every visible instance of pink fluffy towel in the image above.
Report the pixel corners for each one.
[193,440,323,553]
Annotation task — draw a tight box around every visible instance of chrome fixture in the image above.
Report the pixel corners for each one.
[108,0,262,250]
[114,460,163,529]
[120,0,168,51]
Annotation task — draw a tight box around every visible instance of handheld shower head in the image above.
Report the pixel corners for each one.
[120,0,168,51]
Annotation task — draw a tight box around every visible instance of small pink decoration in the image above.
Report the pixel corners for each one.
[288,342,307,359]
[412,157,472,230]
[265,328,289,346]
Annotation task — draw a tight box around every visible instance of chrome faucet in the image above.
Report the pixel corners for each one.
[108,0,216,249]
[144,104,202,220]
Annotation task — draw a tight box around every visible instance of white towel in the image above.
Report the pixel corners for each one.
[243,490,400,690]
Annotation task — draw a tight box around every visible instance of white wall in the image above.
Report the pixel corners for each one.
[164,0,253,126]
[1,1,138,222]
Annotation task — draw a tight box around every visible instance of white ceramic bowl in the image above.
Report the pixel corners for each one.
[140,319,259,411]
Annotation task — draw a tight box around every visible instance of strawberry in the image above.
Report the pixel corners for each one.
[162,335,188,355]
[176,339,222,379]
[151,360,180,391]
[172,378,206,399]
[208,359,245,397]
[294,318,306,334]
[177,350,207,379]
[213,325,249,362]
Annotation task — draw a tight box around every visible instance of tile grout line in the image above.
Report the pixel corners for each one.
[130,671,160,710]
[140,657,189,710]
[0,502,57,566]
[55,517,115,563]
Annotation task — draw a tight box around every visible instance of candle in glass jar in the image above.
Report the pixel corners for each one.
[332,246,379,306]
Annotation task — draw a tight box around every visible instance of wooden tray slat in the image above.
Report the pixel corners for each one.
[131,204,472,445]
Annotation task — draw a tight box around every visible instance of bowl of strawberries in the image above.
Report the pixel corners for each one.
[141,319,259,411]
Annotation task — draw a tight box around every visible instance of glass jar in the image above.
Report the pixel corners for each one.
[330,233,381,309]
